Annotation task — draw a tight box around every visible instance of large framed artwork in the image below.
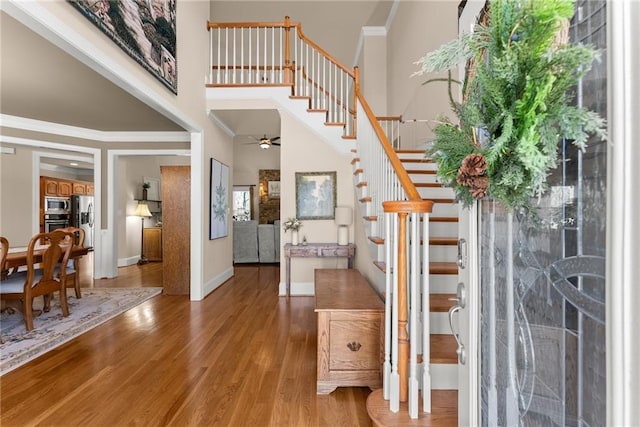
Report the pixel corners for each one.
[295,171,337,220]
[210,158,229,240]
[68,0,178,93]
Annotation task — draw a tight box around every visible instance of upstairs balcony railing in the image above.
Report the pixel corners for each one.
[207,16,356,136]
[207,17,435,419]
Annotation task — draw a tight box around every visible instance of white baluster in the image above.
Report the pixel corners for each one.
[422,211,431,413]
[278,27,282,84]
[248,27,252,84]
[263,27,267,83]
[240,28,244,84]
[271,26,275,83]
[409,212,419,418]
[232,27,236,84]
[390,213,400,413]
[383,211,392,400]
[209,28,213,84]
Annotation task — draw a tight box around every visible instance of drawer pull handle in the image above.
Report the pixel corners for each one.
[347,342,362,352]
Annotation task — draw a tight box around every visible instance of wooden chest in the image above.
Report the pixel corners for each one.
[314,269,384,394]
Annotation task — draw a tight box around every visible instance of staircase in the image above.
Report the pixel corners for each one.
[205,16,460,424]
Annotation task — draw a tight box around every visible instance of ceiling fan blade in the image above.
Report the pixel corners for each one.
[272,141,281,146]
[270,136,280,142]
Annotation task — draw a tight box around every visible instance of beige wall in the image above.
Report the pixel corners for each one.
[211,1,386,68]
[0,144,36,247]
[4,1,235,293]
[279,111,354,287]
[361,30,388,116]
[387,1,458,149]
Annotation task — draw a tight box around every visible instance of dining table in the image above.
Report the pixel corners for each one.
[3,245,91,271]
[1,245,91,314]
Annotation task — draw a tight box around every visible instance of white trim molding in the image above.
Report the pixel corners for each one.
[1,115,190,143]
[607,0,640,425]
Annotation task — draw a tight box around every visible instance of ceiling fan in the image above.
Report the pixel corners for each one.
[247,135,280,149]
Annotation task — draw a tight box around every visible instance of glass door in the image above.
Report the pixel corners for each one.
[479,1,608,425]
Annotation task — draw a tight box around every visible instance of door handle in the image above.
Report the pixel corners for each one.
[448,304,466,365]
[457,238,467,269]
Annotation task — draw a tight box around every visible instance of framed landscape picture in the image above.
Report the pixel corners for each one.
[210,158,229,240]
[69,0,178,93]
[295,171,336,220]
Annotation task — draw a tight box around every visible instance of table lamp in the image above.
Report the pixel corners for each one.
[335,206,352,246]
[135,201,153,265]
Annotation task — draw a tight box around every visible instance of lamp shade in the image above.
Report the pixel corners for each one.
[134,202,152,217]
[334,206,352,226]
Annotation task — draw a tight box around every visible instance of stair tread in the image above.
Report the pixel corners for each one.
[373,261,457,275]
[400,158,435,163]
[415,183,444,188]
[395,149,428,154]
[431,334,458,364]
[367,389,457,427]
[423,198,456,204]
[369,237,458,246]
[407,169,437,174]
[430,294,457,312]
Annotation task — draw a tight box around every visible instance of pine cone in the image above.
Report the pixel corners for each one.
[456,172,473,187]
[460,153,487,176]
[470,176,489,198]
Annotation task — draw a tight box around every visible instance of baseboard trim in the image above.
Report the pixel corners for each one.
[118,256,140,267]
[203,267,235,298]
[278,281,315,296]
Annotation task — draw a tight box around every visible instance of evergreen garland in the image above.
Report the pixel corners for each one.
[413,0,606,210]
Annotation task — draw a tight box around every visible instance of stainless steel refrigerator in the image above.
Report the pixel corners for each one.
[71,195,94,248]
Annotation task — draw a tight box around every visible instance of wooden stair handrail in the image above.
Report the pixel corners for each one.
[294,23,355,79]
[206,20,296,29]
[357,93,422,201]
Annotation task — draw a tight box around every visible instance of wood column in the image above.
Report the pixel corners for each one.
[161,166,190,295]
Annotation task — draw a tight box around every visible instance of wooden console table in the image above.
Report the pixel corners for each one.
[283,243,355,296]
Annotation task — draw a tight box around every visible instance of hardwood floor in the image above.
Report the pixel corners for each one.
[0,263,373,426]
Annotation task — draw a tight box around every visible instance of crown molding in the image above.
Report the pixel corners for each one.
[207,112,236,138]
[0,114,190,143]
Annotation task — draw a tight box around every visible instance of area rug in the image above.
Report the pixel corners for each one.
[0,287,162,375]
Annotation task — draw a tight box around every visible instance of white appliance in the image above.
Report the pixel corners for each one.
[71,195,94,248]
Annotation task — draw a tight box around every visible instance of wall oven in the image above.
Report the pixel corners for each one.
[44,196,70,214]
[44,213,70,232]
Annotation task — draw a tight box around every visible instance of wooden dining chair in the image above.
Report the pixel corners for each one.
[0,230,73,331]
[0,236,8,281]
[58,227,85,299]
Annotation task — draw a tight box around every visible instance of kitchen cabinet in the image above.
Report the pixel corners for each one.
[40,176,93,197]
[143,228,162,261]
[72,182,86,195]
[43,178,59,196]
[58,181,72,197]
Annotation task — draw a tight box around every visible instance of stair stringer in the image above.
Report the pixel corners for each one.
[205,86,354,154]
